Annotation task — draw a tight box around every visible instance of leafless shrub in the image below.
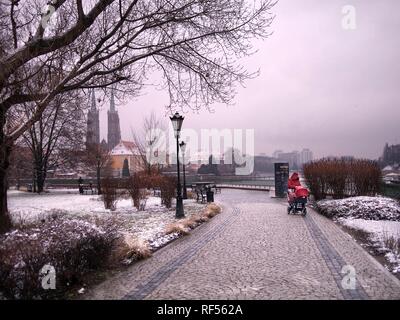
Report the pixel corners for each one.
[186,191,197,200]
[383,232,400,256]
[101,176,119,211]
[0,217,117,299]
[159,176,177,209]
[304,159,381,200]
[125,173,149,211]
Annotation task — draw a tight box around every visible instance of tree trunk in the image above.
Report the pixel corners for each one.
[0,109,12,233]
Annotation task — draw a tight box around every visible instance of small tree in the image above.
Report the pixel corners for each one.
[126,173,148,211]
[101,175,118,211]
[122,158,130,177]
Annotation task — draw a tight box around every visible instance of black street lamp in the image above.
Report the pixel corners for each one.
[170,112,185,218]
[179,141,188,200]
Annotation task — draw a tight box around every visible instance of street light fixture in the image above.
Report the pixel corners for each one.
[179,141,188,200]
[170,112,185,218]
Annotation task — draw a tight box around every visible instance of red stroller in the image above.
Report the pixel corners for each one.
[287,172,309,216]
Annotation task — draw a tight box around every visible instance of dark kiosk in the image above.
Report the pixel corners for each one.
[274,162,289,198]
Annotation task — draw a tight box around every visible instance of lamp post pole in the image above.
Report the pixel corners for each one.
[170,112,184,218]
[96,153,102,195]
[180,141,188,200]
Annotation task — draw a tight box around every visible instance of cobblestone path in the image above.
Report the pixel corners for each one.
[85,190,400,300]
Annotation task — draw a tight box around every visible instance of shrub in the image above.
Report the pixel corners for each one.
[126,174,149,211]
[165,222,190,236]
[101,176,119,210]
[110,234,152,265]
[304,158,381,200]
[383,232,400,256]
[159,176,177,209]
[0,217,117,299]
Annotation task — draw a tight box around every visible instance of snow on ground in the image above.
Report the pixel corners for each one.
[316,196,400,221]
[316,196,400,273]
[8,189,206,250]
[340,219,400,273]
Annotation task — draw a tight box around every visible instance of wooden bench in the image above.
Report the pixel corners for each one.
[153,188,161,197]
[195,187,207,203]
[211,184,221,194]
[80,184,97,195]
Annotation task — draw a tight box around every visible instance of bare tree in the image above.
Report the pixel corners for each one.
[0,0,276,231]
[22,94,86,193]
[84,143,112,195]
[8,143,33,190]
[132,111,166,175]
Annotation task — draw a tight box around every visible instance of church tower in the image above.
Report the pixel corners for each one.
[107,88,121,150]
[86,89,100,149]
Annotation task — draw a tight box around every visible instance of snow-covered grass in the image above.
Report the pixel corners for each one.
[7,189,207,250]
[3,189,220,299]
[316,196,400,221]
[316,196,400,274]
[340,219,400,273]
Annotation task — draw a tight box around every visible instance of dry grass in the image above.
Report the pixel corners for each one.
[181,216,198,229]
[164,203,222,236]
[165,222,190,236]
[203,203,221,219]
[383,232,400,255]
[110,234,152,265]
[186,191,197,200]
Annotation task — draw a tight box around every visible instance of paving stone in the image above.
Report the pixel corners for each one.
[84,190,400,300]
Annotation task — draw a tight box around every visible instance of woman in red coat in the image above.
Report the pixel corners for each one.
[287,172,301,203]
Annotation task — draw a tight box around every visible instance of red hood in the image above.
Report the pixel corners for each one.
[290,172,299,181]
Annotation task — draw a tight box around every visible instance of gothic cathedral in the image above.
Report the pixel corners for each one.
[86,88,121,151]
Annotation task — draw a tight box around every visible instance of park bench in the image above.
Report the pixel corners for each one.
[79,184,97,195]
[153,188,161,197]
[195,187,207,203]
[211,184,221,194]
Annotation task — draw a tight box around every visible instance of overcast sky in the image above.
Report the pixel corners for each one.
[98,0,400,160]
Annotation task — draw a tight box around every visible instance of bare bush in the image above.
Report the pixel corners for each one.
[126,173,149,211]
[304,158,382,200]
[0,217,117,299]
[101,176,119,210]
[159,176,177,209]
[383,232,400,256]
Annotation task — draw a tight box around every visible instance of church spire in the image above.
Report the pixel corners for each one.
[86,88,100,149]
[91,88,96,111]
[110,87,116,112]
[107,86,121,150]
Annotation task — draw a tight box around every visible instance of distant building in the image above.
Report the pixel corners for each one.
[382,143,400,166]
[107,88,121,150]
[254,155,274,173]
[109,141,144,177]
[299,148,313,165]
[272,150,283,159]
[276,151,300,169]
[272,148,314,170]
